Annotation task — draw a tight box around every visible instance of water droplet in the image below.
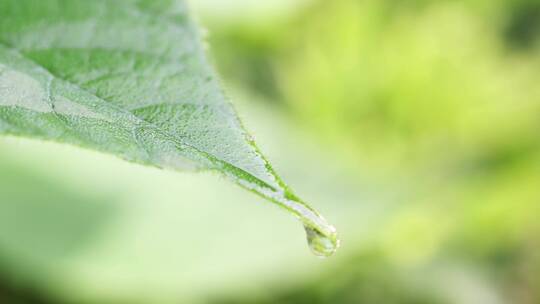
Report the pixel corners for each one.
[304,225,340,258]
[239,181,340,257]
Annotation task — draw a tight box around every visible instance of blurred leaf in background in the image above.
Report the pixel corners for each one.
[199,0,540,303]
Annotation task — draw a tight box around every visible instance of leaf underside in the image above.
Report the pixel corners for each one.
[0,0,337,255]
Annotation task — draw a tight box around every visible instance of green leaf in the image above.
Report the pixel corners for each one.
[0,0,338,256]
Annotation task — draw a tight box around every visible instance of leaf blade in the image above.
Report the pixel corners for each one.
[0,0,338,256]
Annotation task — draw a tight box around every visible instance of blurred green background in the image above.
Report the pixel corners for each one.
[1,0,539,303]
